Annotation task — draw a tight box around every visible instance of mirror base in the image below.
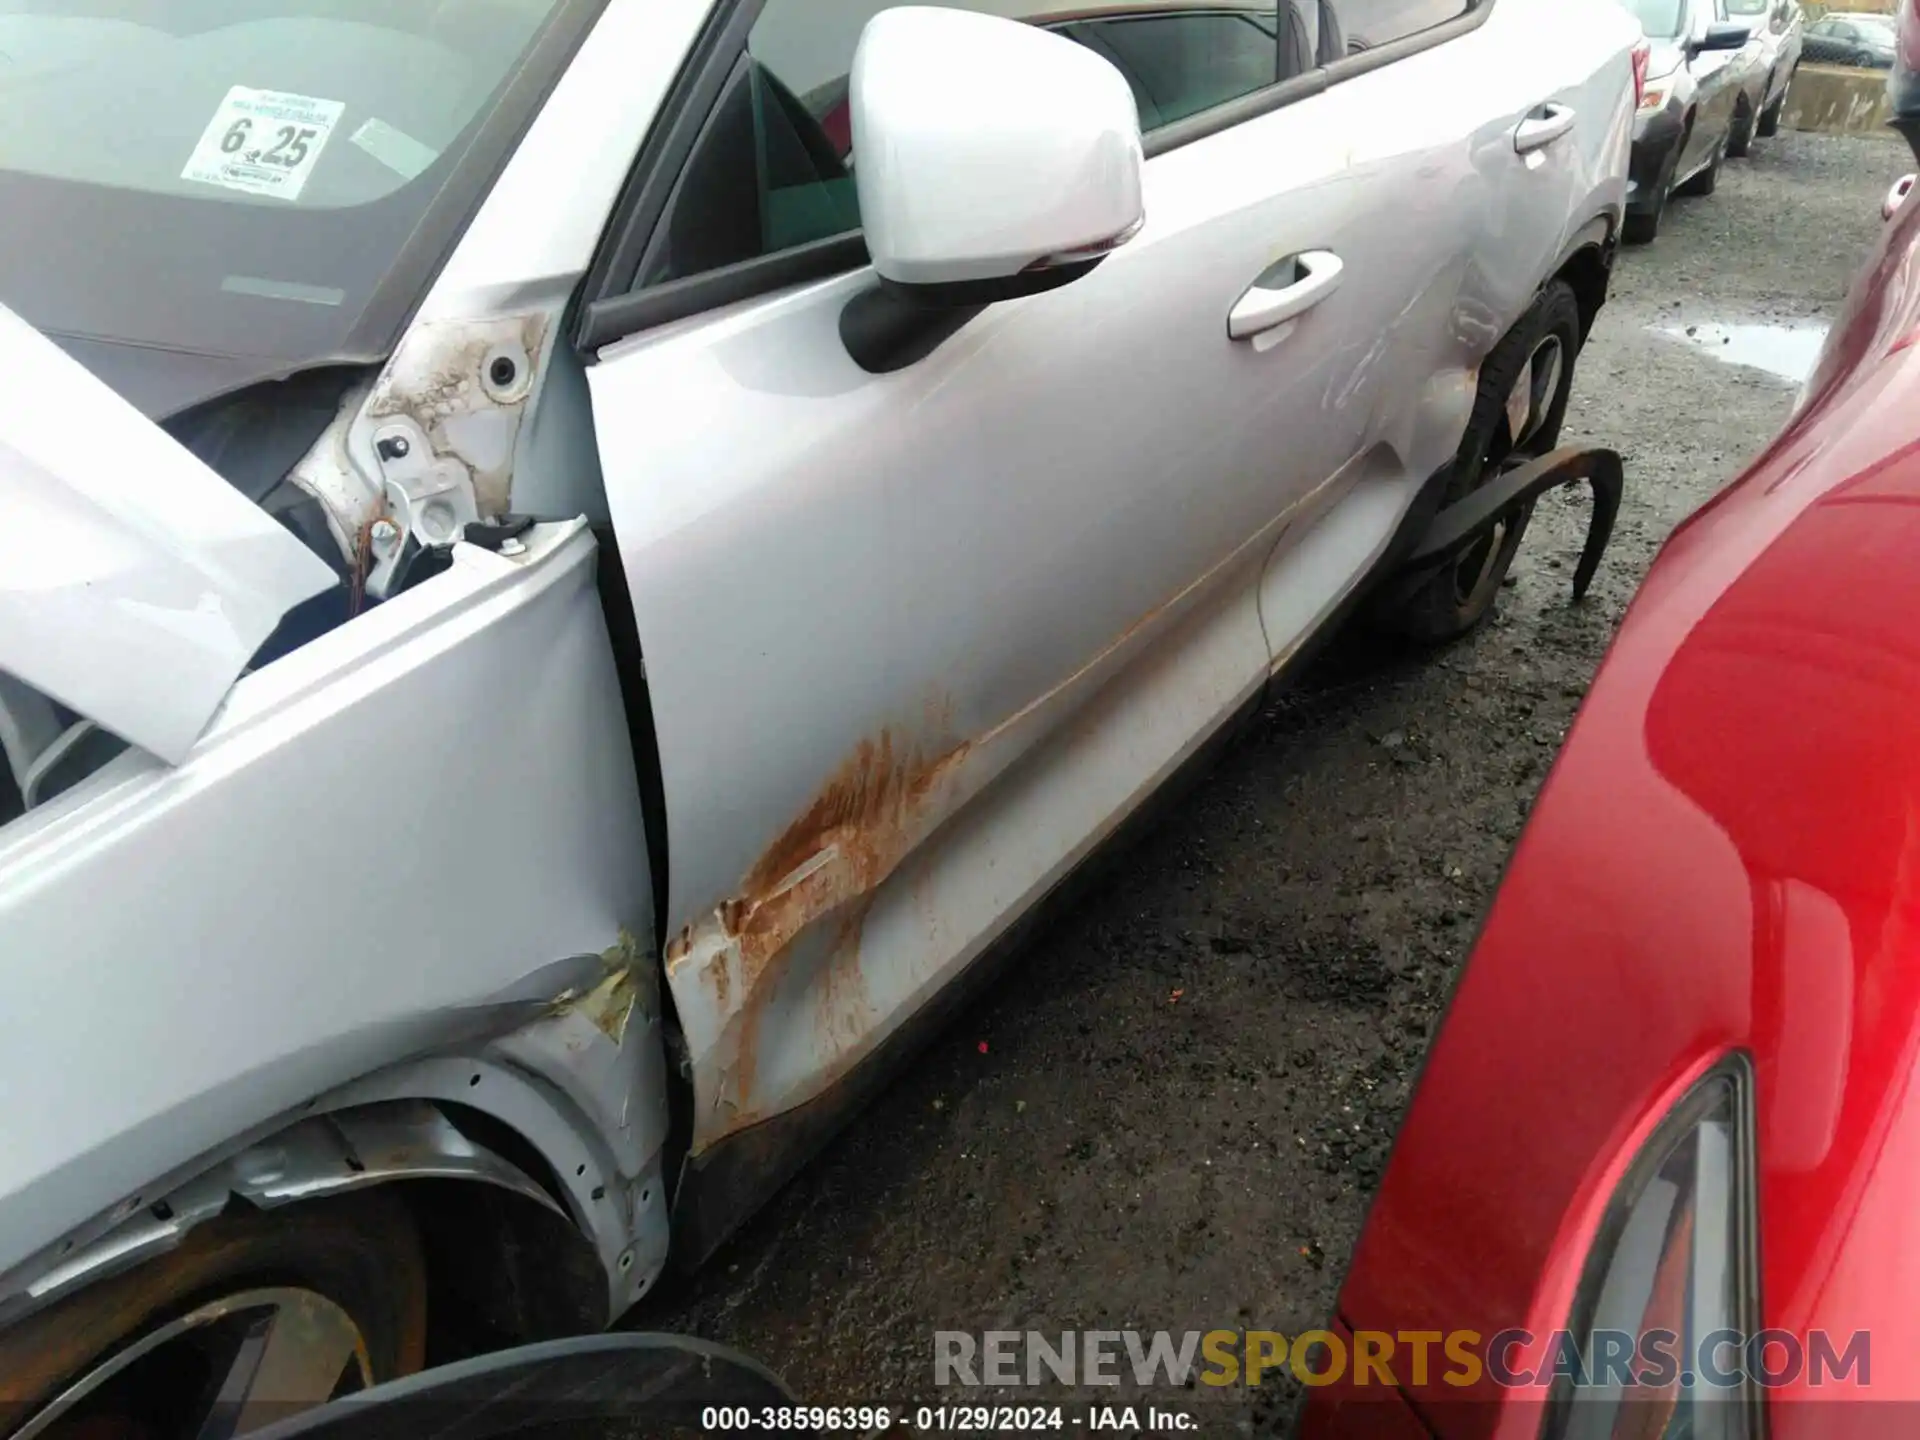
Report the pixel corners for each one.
[839,261,1105,374]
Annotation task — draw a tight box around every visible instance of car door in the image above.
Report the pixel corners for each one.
[1691,0,1746,152]
[578,0,1433,1185]
[1236,0,1617,650]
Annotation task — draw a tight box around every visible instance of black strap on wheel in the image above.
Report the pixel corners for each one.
[1400,445,1625,602]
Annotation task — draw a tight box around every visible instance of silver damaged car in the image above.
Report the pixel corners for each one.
[0,0,1640,1430]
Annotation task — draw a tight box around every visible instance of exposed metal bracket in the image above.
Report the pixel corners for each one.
[365,416,480,601]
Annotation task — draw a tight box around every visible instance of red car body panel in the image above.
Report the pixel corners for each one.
[1298,1321,1432,1440]
[1323,187,1920,1435]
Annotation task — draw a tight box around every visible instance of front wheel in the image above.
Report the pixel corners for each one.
[0,1193,428,1440]
[1373,280,1583,643]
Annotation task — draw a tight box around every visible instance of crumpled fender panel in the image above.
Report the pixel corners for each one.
[0,524,662,1310]
[0,304,338,764]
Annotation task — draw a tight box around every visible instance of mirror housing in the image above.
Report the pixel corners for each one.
[1691,21,1753,54]
[849,6,1145,299]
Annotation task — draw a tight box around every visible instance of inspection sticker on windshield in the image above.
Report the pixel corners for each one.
[181,87,344,201]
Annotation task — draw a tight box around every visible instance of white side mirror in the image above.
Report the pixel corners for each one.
[849,6,1145,295]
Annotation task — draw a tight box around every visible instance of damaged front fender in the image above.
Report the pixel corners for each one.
[4,933,675,1333]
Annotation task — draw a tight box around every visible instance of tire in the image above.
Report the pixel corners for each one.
[0,1192,427,1439]
[1758,71,1785,137]
[1623,141,1679,245]
[1374,280,1582,643]
[1726,97,1755,157]
[1677,135,1721,197]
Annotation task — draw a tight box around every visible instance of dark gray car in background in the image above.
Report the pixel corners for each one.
[1803,10,1898,67]
[1620,0,1759,242]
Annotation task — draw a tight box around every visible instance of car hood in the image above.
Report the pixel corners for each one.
[1336,195,1920,1423]
[0,304,338,765]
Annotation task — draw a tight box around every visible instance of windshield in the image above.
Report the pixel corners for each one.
[1622,0,1688,39]
[0,1,599,413]
[1725,0,1767,14]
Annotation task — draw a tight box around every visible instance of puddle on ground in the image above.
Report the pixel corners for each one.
[1653,320,1830,385]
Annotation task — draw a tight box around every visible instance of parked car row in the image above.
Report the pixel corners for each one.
[1623,0,1804,242]
[0,0,1645,1434]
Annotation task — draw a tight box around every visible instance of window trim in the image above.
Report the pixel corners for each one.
[575,0,768,346]
[576,0,1495,354]
[1317,0,1493,89]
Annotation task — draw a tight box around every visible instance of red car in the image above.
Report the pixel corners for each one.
[1303,119,1920,1438]
[1900,0,1920,109]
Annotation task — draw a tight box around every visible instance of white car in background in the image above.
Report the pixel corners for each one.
[0,0,1639,1433]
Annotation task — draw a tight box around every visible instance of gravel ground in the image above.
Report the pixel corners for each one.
[634,131,1897,1430]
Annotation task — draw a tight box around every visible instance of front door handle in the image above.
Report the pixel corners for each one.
[1513,102,1577,154]
[1228,250,1343,341]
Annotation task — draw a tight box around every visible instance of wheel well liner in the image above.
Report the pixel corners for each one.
[1555,238,1614,346]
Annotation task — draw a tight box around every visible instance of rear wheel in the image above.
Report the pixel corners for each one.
[1727,95,1755,157]
[0,1194,427,1440]
[1757,70,1786,136]
[1374,280,1582,643]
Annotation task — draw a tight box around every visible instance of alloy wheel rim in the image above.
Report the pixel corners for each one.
[17,1288,371,1440]
[1456,331,1566,606]
[1503,334,1564,454]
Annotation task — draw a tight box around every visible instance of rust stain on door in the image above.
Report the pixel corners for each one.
[665,726,972,1146]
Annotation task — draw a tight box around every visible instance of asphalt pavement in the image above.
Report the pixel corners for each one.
[632,129,1901,1434]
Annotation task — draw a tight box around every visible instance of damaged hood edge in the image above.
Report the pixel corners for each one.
[0,304,339,765]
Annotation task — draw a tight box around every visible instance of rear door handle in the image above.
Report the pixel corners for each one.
[1513,102,1577,154]
[1228,250,1344,341]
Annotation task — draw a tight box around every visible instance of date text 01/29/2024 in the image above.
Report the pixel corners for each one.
[699,1405,1200,1432]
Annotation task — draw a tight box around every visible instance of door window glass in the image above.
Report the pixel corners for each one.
[1065,10,1292,130]
[641,1,1306,289]
[1326,0,1471,54]
[1624,0,1688,39]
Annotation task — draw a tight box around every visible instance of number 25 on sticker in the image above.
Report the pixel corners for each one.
[181,87,344,202]
[220,119,317,169]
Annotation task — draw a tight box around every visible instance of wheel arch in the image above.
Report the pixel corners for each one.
[1551,218,1617,346]
[2,1050,673,1360]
